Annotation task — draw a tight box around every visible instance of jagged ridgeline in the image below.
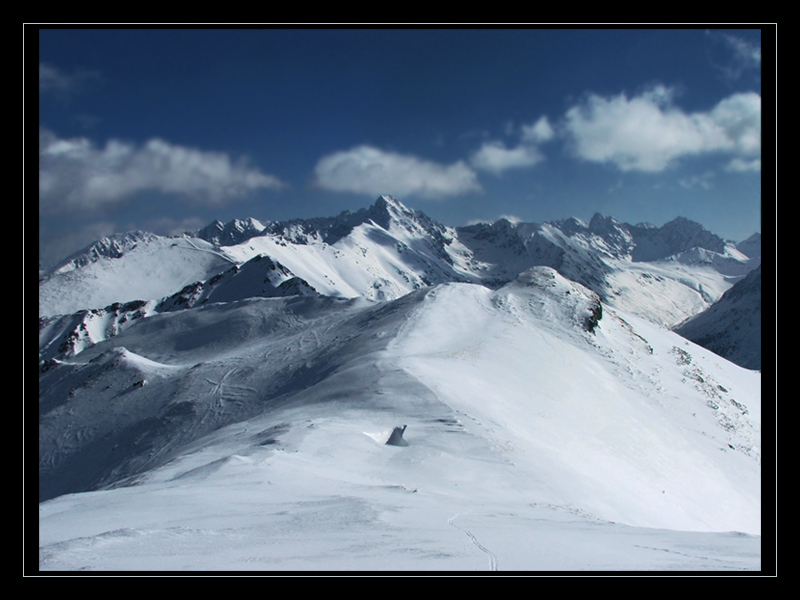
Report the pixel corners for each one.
[40,195,760,369]
[39,196,762,570]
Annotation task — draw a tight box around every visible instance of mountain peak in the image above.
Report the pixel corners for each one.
[628,216,726,262]
[197,217,266,247]
[588,212,619,232]
[375,194,405,210]
[736,232,761,259]
[366,195,414,229]
[551,217,587,236]
[47,231,159,277]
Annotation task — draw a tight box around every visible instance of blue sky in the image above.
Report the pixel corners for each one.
[36,27,766,268]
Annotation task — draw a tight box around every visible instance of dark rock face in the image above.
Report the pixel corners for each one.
[385,425,408,447]
[584,301,603,334]
[674,265,762,370]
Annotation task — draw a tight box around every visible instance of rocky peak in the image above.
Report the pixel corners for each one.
[197,217,266,247]
[629,217,726,262]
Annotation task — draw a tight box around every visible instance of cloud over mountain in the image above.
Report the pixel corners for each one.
[562,86,761,172]
[470,141,546,175]
[38,127,287,214]
[313,145,482,199]
[469,116,554,175]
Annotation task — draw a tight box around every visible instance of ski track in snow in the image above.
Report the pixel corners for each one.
[448,512,498,571]
[204,368,256,402]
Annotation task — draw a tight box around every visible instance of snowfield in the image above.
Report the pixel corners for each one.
[39,235,235,318]
[38,267,762,571]
[37,198,764,572]
[394,271,760,535]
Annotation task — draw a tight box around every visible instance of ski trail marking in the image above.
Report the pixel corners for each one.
[448,512,498,571]
[204,368,255,405]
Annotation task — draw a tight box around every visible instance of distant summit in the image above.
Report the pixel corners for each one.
[627,217,728,262]
[45,231,160,277]
[40,195,760,369]
[39,193,762,555]
[197,217,266,247]
[735,232,762,259]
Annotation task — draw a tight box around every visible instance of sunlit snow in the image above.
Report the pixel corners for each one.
[38,198,762,572]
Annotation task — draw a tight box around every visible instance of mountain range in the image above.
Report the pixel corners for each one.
[39,195,761,368]
[37,196,763,571]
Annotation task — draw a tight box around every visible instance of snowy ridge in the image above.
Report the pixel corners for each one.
[39,235,235,317]
[39,266,761,570]
[392,268,760,533]
[39,255,317,363]
[39,299,157,363]
[219,196,470,303]
[157,254,318,310]
[38,196,763,570]
[196,217,266,248]
[40,196,758,322]
[44,231,161,276]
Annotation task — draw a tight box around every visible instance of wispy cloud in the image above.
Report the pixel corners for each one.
[470,116,554,175]
[706,31,761,82]
[678,170,715,190]
[521,116,556,145]
[725,157,761,172]
[470,142,545,175]
[561,85,761,172]
[313,145,481,199]
[39,62,100,95]
[39,128,286,215]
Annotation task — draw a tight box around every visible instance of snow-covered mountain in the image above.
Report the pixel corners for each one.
[39,196,758,324]
[39,234,237,318]
[37,196,764,571]
[674,265,762,370]
[735,232,762,260]
[196,217,267,247]
[39,196,760,368]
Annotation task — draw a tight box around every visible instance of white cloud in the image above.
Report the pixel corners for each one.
[313,145,481,199]
[708,92,762,156]
[562,86,761,172]
[38,128,286,214]
[470,116,553,175]
[470,141,545,175]
[521,116,555,144]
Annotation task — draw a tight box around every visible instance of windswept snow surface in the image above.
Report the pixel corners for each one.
[39,236,235,318]
[38,268,761,571]
[392,269,760,535]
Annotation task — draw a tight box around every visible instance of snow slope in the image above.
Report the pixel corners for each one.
[393,269,760,534]
[37,197,763,571]
[39,234,236,318]
[674,265,762,370]
[38,268,761,571]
